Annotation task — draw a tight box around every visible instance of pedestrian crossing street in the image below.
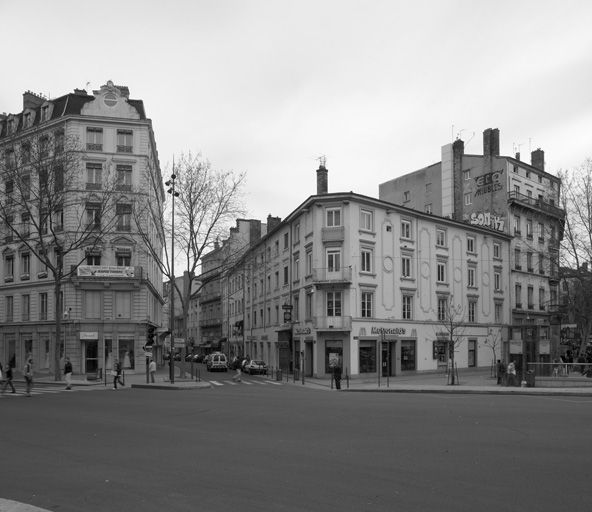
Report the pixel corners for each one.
[207,378,282,387]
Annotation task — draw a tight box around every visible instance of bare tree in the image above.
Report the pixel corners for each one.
[0,131,119,380]
[434,297,466,385]
[134,152,246,350]
[558,159,592,356]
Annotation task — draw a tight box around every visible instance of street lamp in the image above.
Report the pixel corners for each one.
[165,171,180,384]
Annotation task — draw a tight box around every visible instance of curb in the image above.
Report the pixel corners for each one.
[131,382,212,390]
[0,498,54,512]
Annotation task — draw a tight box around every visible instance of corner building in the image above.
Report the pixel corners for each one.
[379,128,565,368]
[0,82,164,377]
[224,165,511,378]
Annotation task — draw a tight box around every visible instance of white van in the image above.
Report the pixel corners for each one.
[206,353,228,372]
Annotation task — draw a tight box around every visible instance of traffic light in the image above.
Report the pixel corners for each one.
[146,325,156,347]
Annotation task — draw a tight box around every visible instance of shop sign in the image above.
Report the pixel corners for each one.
[539,339,551,355]
[371,326,406,336]
[294,327,311,335]
[509,340,522,354]
[78,265,135,278]
[80,332,98,340]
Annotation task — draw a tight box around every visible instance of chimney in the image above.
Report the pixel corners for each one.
[483,128,500,157]
[515,152,520,161]
[453,138,464,157]
[316,158,328,195]
[23,91,45,110]
[73,88,88,96]
[531,148,544,171]
[266,215,282,232]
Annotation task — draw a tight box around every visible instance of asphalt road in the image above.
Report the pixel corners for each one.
[1,377,591,512]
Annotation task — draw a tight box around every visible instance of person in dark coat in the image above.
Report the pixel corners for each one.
[496,360,505,385]
[333,365,342,390]
[1,362,16,394]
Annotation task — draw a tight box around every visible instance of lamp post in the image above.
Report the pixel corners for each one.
[165,171,180,384]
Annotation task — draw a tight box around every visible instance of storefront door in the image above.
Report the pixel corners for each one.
[381,341,396,377]
[84,340,98,375]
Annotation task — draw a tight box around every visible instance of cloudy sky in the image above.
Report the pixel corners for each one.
[2,0,591,223]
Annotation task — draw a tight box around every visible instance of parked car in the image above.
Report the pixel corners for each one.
[207,353,228,372]
[244,359,267,375]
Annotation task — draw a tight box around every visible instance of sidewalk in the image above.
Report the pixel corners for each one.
[285,367,592,396]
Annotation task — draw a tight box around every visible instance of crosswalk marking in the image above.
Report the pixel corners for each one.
[1,385,108,397]
[210,380,224,386]
[204,378,282,388]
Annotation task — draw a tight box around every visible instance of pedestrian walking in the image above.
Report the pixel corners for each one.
[24,357,33,397]
[1,361,16,394]
[333,364,342,390]
[148,359,157,383]
[496,359,505,385]
[112,359,125,389]
[64,357,73,390]
[506,360,517,387]
[232,360,242,382]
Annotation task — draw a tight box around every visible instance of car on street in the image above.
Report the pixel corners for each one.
[244,359,267,375]
[206,353,228,372]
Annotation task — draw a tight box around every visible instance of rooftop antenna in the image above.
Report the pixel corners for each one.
[316,155,327,167]
[465,131,475,147]
[456,128,465,140]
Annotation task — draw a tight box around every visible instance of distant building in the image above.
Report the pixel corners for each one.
[379,128,566,367]
[0,81,165,377]
[216,163,512,377]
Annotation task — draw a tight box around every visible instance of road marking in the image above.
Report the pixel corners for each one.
[265,380,282,386]
[209,381,224,386]
[241,381,253,385]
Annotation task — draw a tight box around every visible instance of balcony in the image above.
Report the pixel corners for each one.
[312,267,352,285]
[86,143,103,151]
[508,191,566,221]
[313,315,352,331]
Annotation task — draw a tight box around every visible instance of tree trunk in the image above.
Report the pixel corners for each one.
[54,279,63,381]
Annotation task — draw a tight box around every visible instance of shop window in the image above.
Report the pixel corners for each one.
[325,340,343,374]
[118,339,135,369]
[359,342,376,373]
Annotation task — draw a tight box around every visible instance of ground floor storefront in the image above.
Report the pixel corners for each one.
[243,320,502,379]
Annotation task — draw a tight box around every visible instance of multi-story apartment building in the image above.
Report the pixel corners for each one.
[221,163,512,378]
[0,81,164,377]
[379,128,565,370]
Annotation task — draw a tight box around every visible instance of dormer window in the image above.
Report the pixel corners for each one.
[40,105,49,122]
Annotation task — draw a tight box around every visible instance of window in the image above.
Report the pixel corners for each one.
[464,192,472,205]
[360,209,373,231]
[526,219,533,239]
[293,296,299,321]
[86,163,102,189]
[274,271,279,289]
[515,284,522,309]
[361,291,373,318]
[5,255,14,281]
[468,300,477,322]
[305,292,313,320]
[6,296,13,322]
[538,223,545,243]
[436,229,446,247]
[116,251,131,266]
[327,291,342,317]
[54,165,64,192]
[495,302,503,323]
[514,215,521,235]
[293,254,300,280]
[326,207,341,227]
[494,271,501,291]
[54,130,64,153]
[514,248,521,270]
[21,253,30,279]
[514,184,520,194]
[54,208,63,231]
[401,256,411,278]
[527,252,533,272]
[283,232,289,249]
[527,286,534,309]
[116,165,132,190]
[21,213,30,238]
[116,129,133,152]
[40,293,48,320]
[468,339,477,367]
[116,204,131,231]
[403,190,410,202]
[21,175,31,200]
[402,295,413,320]
[283,266,289,286]
[467,236,475,253]
[85,204,101,229]
[306,250,312,276]
[327,249,341,272]
[538,253,544,274]
[493,242,501,259]
[467,267,475,287]
[21,143,31,163]
[22,295,30,321]
[361,248,372,273]
[86,253,101,265]
[438,297,448,321]
[437,261,446,283]
[425,204,432,214]
[401,220,411,239]
[539,288,546,310]
[39,137,49,158]
[463,169,470,180]
[294,223,300,242]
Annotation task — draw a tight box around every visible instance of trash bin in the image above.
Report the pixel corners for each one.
[526,370,535,388]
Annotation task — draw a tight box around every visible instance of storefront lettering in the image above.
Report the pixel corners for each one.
[294,327,312,335]
[469,211,505,231]
[371,327,406,336]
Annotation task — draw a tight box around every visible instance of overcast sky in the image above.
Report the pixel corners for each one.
[2,0,591,223]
